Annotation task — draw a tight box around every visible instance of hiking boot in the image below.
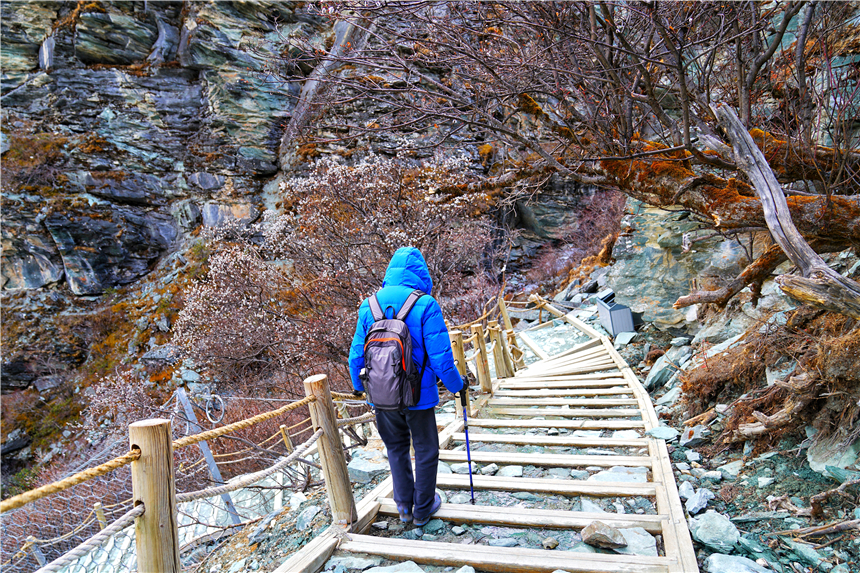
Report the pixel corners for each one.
[413,493,442,527]
[397,504,412,523]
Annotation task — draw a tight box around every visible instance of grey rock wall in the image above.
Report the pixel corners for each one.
[1,1,320,294]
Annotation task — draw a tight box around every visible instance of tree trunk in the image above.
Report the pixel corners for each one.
[716,104,860,318]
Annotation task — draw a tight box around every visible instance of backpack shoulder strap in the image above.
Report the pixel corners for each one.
[368,294,385,322]
[396,290,426,321]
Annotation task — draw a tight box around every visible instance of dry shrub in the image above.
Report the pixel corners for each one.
[682,308,859,449]
[174,153,500,394]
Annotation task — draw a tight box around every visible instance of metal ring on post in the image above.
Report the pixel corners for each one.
[205,394,225,424]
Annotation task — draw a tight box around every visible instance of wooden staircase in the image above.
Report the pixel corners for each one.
[277,313,699,573]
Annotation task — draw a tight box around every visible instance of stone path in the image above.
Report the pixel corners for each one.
[281,312,699,573]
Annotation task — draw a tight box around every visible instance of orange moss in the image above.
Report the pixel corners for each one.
[297,142,321,159]
[517,93,544,117]
[477,143,494,165]
[54,0,105,31]
[76,134,111,154]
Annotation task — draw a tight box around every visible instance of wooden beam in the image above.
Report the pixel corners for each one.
[518,331,549,360]
[339,534,670,573]
[489,407,641,418]
[488,397,638,407]
[436,473,656,497]
[439,449,652,468]
[449,432,648,447]
[500,377,630,389]
[377,499,666,533]
[530,294,604,339]
[494,388,633,397]
[468,418,644,430]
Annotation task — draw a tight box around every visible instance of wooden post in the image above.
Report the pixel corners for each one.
[130,419,179,573]
[499,295,515,332]
[450,330,467,377]
[450,330,470,418]
[176,388,241,525]
[470,323,493,394]
[279,424,294,453]
[488,321,511,379]
[94,502,107,530]
[303,374,357,526]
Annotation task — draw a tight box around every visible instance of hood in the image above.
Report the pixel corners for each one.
[382,247,433,294]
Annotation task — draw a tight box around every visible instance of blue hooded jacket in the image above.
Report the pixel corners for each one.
[349,247,464,409]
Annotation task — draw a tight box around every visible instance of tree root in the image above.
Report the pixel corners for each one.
[810,480,860,520]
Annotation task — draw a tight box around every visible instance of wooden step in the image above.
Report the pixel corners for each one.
[501,377,629,388]
[376,499,666,533]
[468,418,645,430]
[450,432,648,447]
[488,397,638,407]
[494,388,633,397]
[339,534,670,573]
[439,449,652,468]
[436,473,657,497]
[490,407,642,418]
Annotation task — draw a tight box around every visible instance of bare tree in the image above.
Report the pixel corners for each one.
[275,1,860,316]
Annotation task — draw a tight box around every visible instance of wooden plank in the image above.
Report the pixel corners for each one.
[437,473,656,497]
[438,418,464,450]
[488,397,638,407]
[501,377,629,389]
[450,432,648,447]
[339,534,670,573]
[439,449,652,468]
[490,407,641,418]
[530,295,604,340]
[377,499,667,533]
[505,372,627,383]
[495,388,633,397]
[525,362,619,376]
[599,336,698,573]
[549,337,603,359]
[468,418,644,430]
[518,331,550,360]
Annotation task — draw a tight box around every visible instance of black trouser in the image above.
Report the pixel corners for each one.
[374,407,439,520]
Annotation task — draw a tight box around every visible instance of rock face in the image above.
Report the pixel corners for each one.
[1,1,314,295]
[607,199,754,326]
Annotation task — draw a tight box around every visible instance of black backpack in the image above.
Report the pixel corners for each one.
[361,290,427,410]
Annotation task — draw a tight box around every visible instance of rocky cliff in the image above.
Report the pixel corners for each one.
[1,1,318,295]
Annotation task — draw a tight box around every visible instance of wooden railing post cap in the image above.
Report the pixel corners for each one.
[304,374,328,385]
[130,418,171,428]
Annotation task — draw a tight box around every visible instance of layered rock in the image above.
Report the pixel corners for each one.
[1,1,318,296]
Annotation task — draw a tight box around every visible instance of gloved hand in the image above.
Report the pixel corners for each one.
[352,390,364,398]
[459,389,468,409]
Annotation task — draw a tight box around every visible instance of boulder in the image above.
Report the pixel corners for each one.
[689,511,740,552]
[685,487,715,515]
[607,199,752,327]
[347,458,388,483]
[679,425,708,448]
[705,554,770,573]
[581,521,627,549]
[613,527,658,556]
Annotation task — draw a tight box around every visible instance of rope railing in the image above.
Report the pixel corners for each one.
[177,429,323,503]
[337,412,375,427]
[173,395,316,449]
[34,504,145,573]
[0,449,141,514]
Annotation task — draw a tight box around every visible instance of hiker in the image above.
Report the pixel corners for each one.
[349,246,465,526]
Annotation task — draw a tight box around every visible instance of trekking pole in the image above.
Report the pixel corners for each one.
[460,390,476,504]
